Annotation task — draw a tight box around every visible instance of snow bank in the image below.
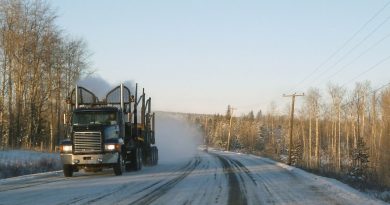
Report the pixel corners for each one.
[250,155,388,204]
[0,150,61,179]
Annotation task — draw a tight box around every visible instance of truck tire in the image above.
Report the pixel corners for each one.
[132,148,142,171]
[154,147,158,165]
[114,154,124,176]
[125,149,132,171]
[125,161,132,172]
[150,147,158,166]
[150,148,155,166]
[63,165,73,177]
[146,148,153,166]
[137,148,143,170]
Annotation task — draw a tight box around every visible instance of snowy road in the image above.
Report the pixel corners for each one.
[0,150,386,205]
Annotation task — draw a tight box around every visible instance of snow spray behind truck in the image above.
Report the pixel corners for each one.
[60,83,158,177]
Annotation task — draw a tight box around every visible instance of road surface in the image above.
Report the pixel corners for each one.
[0,150,386,205]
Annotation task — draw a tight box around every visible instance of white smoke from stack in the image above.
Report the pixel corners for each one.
[78,75,200,163]
[77,74,135,100]
[78,74,111,100]
[155,112,202,163]
[123,80,135,93]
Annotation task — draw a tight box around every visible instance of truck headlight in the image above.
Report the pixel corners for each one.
[60,145,72,153]
[105,144,121,152]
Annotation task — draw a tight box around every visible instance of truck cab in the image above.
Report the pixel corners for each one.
[60,107,125,176]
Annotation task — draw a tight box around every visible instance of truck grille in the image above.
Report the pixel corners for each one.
[74,132,102,153]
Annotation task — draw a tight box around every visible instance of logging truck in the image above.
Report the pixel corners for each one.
[59,84,158,177]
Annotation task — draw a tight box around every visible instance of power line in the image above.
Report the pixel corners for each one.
[317,54,390,111]
[373,82,390,93]
[289,1,390,92]
[341,54,390,88]
[340,81,390,110]
[306,13,390,88]
[319,32,390,85]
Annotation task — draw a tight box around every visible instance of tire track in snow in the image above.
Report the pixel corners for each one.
[108,160,201,205]
[132,181,162,195]
[58,182,131,205]
[83,183,131,204]
[239,155,343,205]
[0,177,66,192]
[228,157,264,205]
[229,158,258,186]
[111,180,165,205]
[213,153,248,205]
[128,156,201,205]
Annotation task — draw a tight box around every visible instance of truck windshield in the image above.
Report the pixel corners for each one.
[72,112,117,125]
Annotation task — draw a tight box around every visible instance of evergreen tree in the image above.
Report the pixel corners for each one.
[349,137,370,186]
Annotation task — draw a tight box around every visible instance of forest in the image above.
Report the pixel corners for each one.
[0,0,89,151]
[192,82,390,189]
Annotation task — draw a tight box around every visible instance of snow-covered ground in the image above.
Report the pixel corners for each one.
[0,150,61,179]
[0,149,387,205]
[0,113,387,204]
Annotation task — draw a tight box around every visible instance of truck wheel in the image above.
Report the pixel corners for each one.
[156,147,159,165]
[125,151,132,171]
[137,148,143,170]
[125,162,132,172]
[146,148,153,166]
[153,147,158,165]
[132,148,142,171]
[151,147,156,165]
[150,148,155,166]
[114,155,124,176]
[63,165,74,177]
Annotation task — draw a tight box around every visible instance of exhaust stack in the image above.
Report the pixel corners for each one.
[120,83,124,112]
[141,88,145,127]
[75,84,79,108]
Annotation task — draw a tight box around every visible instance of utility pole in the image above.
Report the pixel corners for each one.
[283,93,304,165]
[226,106,236,151]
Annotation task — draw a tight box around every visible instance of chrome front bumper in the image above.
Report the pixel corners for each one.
[61,153,119,165]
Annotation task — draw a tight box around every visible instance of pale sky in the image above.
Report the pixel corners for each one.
[51,0,390,115]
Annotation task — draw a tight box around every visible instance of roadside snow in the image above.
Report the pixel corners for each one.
[208,148,388,204]
[0,150,61,179]
[249,154,388,204]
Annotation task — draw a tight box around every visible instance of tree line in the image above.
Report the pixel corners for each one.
[0,0,89,151]
[192,81,390,188]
